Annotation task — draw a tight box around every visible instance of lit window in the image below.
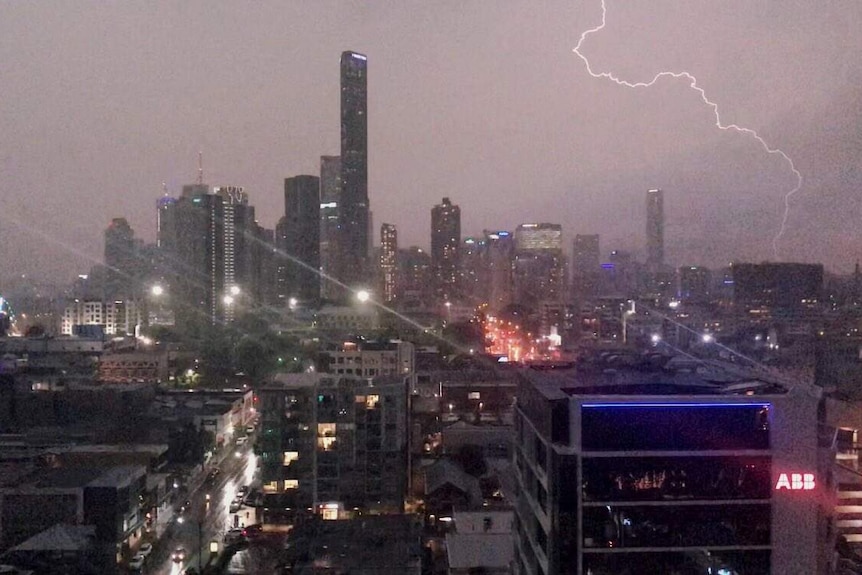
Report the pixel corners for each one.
[366,395,379,409]
[283,451,299,466]
[355,395,366,403]
[284,479,299,489]
[468,392,481,400]
[262,481,279,493]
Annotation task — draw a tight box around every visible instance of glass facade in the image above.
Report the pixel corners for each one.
[582,456,772,502]
[582,550,770,575]
[581,404,770,451]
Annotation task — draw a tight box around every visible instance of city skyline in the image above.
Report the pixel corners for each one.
[1,1,860,284]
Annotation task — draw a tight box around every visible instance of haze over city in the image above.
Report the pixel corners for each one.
[1,0,860,284]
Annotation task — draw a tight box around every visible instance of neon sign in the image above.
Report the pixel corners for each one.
[775,473,815,491]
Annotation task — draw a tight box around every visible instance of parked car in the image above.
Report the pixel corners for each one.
[171,547,186,563]
[242,524,264,539]
[236,436,249,446]
[229,500,243,513]
[237,485,249,498]
[245,424,255,434]
[129,553,146,570]
[224,528,247,546]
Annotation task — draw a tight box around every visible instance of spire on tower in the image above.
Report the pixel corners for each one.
[198,151,203,185]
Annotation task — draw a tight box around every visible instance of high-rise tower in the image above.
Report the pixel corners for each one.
[379,223,398,304]
[277,176,321,308]
[339,51,369,292]
[319,155,341,302]
[646,188,664,270]
[431,197,461,303]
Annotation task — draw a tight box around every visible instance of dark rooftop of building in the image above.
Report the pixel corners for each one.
[283,515,422,574]
[520,353,791,399]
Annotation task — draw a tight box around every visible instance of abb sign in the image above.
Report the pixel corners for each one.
[775,473,815,491]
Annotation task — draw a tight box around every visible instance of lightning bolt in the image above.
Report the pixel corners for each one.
[574,0,802,259]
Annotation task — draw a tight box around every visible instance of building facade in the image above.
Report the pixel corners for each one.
[338,51,370,292]
[320,155,342,302]
[646,189,664,271]
[258,373,407,520]
[513,365,829,575]
[380,223,398,304]
[277,175,321,308]
[431,197,461,304]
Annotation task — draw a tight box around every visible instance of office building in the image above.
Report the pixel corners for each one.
[380,223,398,304]
[257,373,407,520]
[431,197,461,304]
[646,189,664,270]
[339,51,370,292]
[513,224,565,310]
[320,155,341,302]
[571,234,600,300]
[459,236,485,306]
[276,175,320,308]
[513,360,827,575]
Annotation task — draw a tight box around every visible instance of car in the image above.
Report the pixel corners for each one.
[245,425,255,434]
[138,542,153,557]
[242,523,263,538]
[171,547,186,563]
[224,528,247,546]
[236,436,248,446]
[205,469,220,484]
[229,500,243,513]
[129,553,146,570]
[237,485,249,498]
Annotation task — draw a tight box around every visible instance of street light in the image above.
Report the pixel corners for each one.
[151,285,164,297]
[229,285,241,296]
[223,295,235,306]
[356,290,370,303]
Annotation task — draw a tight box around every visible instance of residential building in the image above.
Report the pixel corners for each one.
[257,373,408,520]
[432,197,461,304]
[277,175,321,308]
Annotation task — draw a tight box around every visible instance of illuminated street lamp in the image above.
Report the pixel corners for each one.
[151,285,165,297]
[229,285,241,296]
[223,295,235,306]
[356,290,370,303]
[702,333,714,344]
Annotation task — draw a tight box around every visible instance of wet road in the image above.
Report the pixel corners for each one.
[136,445,260,575]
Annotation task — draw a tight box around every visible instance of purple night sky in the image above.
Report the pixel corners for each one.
[1,1,860,283]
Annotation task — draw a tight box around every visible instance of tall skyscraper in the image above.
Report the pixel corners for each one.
[646,188,664,269]
[339,51,369,292]
[158,184,257,326]
[484,230,514,311]
[572,234,601,299]
[431,197,461,303]
[379,223,398,304]
[277,176,321,308]
[319,155,341,302]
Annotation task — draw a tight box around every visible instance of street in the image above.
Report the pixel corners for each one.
[133,442,278,575]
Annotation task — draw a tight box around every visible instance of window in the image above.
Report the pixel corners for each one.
[366,394,379,409]
[284,479,298,489]
[282,451,299,466]
[468,392,481,400]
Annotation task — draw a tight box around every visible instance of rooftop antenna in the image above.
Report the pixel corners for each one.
[162,182,168,196]
[197,151,203,185]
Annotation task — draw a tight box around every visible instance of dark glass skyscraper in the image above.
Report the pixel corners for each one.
[339,51,369,292]
[277,176,321,308]
[379,223,398,304]
[319,155,341,302]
